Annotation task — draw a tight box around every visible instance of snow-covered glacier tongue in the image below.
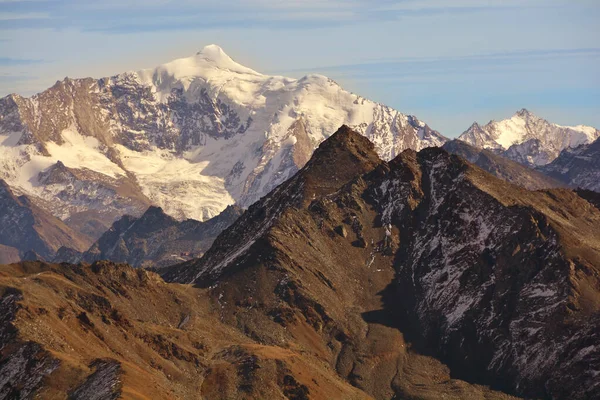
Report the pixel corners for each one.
[0,44,447,227]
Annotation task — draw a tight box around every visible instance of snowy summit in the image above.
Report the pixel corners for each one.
[0,45,446,225]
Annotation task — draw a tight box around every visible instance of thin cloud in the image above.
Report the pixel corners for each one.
[0,0,534,32]
[279,48,600,75]
[0,57,44,65]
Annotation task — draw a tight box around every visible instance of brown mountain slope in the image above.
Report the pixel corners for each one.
[2,126,598,399]
[164,126,600,399]
[0,261,372,399]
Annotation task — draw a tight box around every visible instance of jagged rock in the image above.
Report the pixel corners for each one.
[68,359,122,400]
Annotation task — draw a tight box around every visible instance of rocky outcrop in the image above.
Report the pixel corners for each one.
[0,261,374,399]
[0,288,60,399]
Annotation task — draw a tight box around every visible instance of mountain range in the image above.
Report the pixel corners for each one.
[0,179,91,261]
[1,46,599,266]
[2,127,598,399]
[0,44,445,230]
[458,108,599,167]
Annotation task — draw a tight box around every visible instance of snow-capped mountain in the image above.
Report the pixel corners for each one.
[458,109,599,167]
[0,44,446,225]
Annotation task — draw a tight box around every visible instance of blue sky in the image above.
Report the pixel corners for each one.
[0,0,598,137]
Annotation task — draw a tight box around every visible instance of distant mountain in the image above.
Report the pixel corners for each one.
[458,109,599,167]
[442,139,565,190]
[539,137,600,192]
[55,204,243,268]
[164,126,600,399]
[0,179,91,260]
[0,44,446,227]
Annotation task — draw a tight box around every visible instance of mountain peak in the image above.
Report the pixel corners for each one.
[297,125,381,202]
[196,44,232,62]
[311,125,379,165]
[515,108,536,118]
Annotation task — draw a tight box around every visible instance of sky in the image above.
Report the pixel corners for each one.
[0,0,598,137]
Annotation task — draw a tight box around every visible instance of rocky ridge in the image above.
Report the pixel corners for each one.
[442,139,566,190]
[165,126,600,399]
[72,204,243,268]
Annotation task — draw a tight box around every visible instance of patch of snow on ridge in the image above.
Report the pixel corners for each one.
[45,129,126,179]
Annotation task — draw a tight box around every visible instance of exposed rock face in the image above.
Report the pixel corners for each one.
[0,179,91,261]
[369,150,600,399]
[68,359,122,400]
[0,45,446,225]
[539,137,600,192]
[71,204,244,268]
[0,288,60,399]
[165,126,600,399]
[37,161,151,240]
[458,109,600,167]
[442,139,565,190]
